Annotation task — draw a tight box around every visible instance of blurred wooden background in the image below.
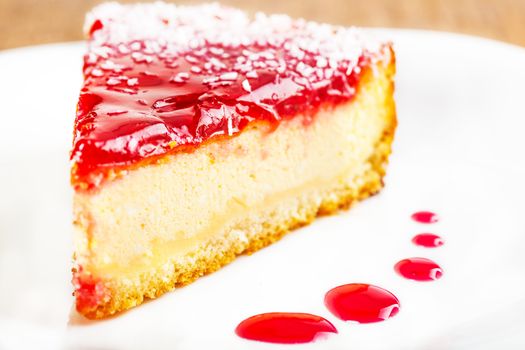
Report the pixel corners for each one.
[1,0,524,50]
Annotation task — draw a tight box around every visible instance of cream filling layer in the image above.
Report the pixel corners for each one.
[93,165,369,277]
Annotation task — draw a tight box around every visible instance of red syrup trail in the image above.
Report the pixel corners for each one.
[324,284,400,323]
[235,312,337,344]
[412,233,444,248]
[395,257,443,281]
[411,211,439,224]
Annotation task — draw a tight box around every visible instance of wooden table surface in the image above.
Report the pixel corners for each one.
[1,0,524,50]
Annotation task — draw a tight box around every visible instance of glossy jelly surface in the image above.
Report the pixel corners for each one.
[71,3,386,188]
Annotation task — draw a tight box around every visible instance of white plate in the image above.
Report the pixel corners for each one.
[1,29,525,350]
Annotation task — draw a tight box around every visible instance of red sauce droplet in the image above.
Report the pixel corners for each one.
[324,284,400,323]
[412,233,444,248]
[235,312,337,344]
[395,257,443,281]
[411,211,439,224]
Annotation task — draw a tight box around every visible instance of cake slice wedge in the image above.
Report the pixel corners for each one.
[71,2,396,319]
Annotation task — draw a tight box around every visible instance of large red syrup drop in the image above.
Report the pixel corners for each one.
[235,312,337,344]
[324,283,400,323]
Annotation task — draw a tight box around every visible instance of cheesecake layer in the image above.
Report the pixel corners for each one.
[73,57,396,318]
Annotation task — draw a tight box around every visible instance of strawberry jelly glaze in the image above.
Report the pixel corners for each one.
[71,3,388,189]
[72,267,107,314]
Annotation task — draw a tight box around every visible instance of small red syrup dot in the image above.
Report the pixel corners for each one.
[235,312,337,344]
[395,257,443,281]
[411,211,439,224]
[324,284,400,323]
[412,233,444,248]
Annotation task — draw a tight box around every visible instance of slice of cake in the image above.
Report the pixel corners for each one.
[71,2,396,319]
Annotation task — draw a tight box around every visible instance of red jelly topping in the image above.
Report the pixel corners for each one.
[88,19,104,37]
[394,257,443,281]
[412,233,444,248]
[71,3,387,189]
[411,211,439,224]
[324,283,400,323]
[235,312,337,344]
[72,267,107,313]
